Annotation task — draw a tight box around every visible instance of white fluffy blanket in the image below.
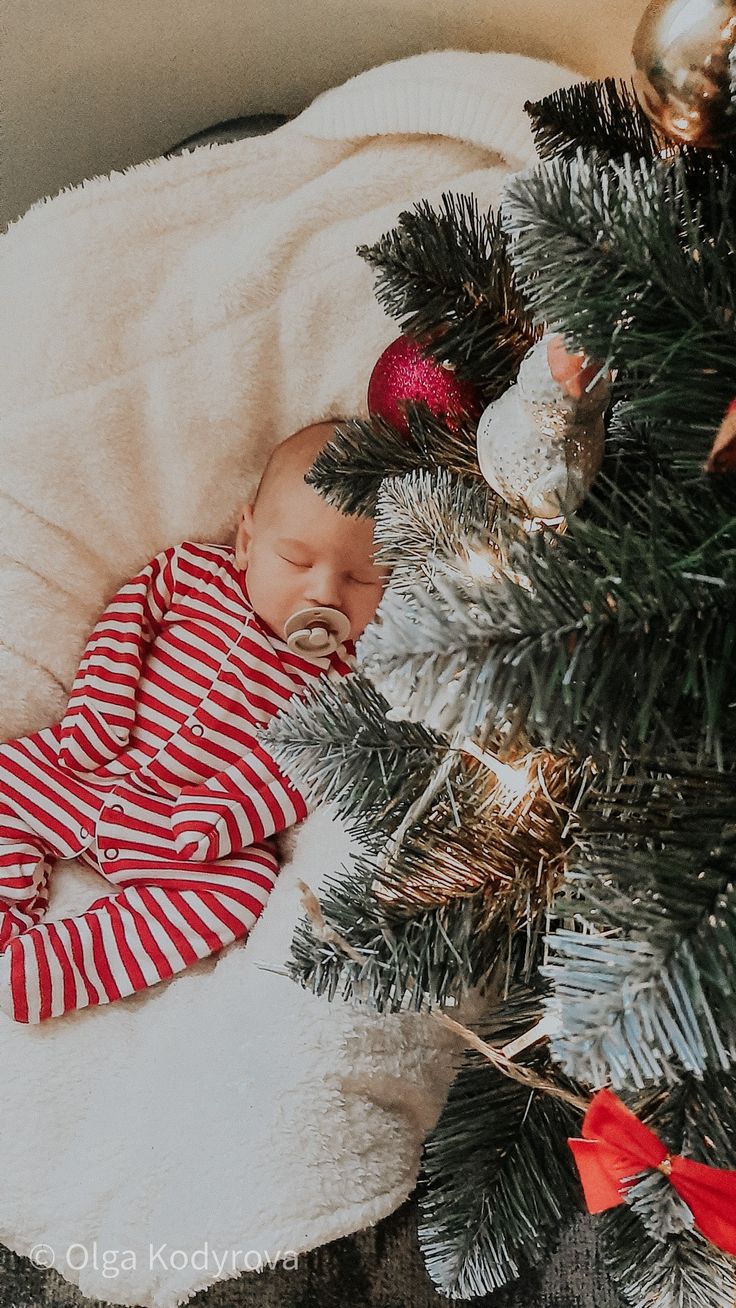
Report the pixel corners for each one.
[0,48,578,1308]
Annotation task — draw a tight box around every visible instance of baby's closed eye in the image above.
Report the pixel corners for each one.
[280,553,378,586]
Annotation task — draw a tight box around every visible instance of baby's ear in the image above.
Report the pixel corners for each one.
[235,503,255,569]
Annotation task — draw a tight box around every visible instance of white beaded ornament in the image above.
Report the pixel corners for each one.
[476,334,610,519]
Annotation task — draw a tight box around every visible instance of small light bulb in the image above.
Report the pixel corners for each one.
[462,738,533,814]
[463,547,498,580]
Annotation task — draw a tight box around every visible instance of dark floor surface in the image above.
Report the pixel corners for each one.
[0,1193,618,1308]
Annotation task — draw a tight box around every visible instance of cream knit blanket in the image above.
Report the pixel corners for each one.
[0,48,578,1308]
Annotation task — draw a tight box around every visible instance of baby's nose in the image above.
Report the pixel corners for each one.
[305,570,344,610]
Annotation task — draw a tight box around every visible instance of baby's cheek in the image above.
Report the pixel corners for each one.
[360,585,384,624]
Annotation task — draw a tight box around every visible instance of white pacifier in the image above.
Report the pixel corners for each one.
[284,606,351,661]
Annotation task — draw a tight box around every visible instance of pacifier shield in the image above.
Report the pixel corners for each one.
[284,606,351,660]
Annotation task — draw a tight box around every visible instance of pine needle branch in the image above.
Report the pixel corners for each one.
[598,1074,736,1306]
[372,466,522,601]
[418,985,582,1297]
[524,77,662,165]
[285,850,514,1010]
[282,736,582,1011]
[501,150,736,465]
[601,1203,736,1308]
[544,764,736,1088]
[259,672,447,840]
[304,405,483,518]
[356,191,537,393]
[360,462,736,760]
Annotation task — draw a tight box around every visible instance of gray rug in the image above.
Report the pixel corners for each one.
[0,1195,617,1308]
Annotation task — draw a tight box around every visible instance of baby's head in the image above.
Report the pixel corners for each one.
[235,420,389,644]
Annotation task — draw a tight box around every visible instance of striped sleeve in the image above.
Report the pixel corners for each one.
[170,741,309,861]
[58,545,179,772]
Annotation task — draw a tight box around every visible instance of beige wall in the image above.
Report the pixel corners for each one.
[1,0,646,232]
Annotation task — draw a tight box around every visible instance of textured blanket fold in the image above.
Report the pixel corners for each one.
[0,47,578,1308]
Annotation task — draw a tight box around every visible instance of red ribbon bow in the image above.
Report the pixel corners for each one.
[568,1088,736,1255]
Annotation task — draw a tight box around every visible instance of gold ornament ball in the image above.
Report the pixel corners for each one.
[632,0,736,147]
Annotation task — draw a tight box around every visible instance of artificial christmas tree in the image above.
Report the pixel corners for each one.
[258,52,736,1308]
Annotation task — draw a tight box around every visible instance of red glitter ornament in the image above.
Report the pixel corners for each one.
[367,334,482,439]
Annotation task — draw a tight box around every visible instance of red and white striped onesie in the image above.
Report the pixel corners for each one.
[0,540,354,1024]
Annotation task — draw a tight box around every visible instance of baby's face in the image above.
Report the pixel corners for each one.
[235,467,389,645]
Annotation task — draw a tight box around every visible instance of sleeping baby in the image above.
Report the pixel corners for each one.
[0,421,388,1024]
